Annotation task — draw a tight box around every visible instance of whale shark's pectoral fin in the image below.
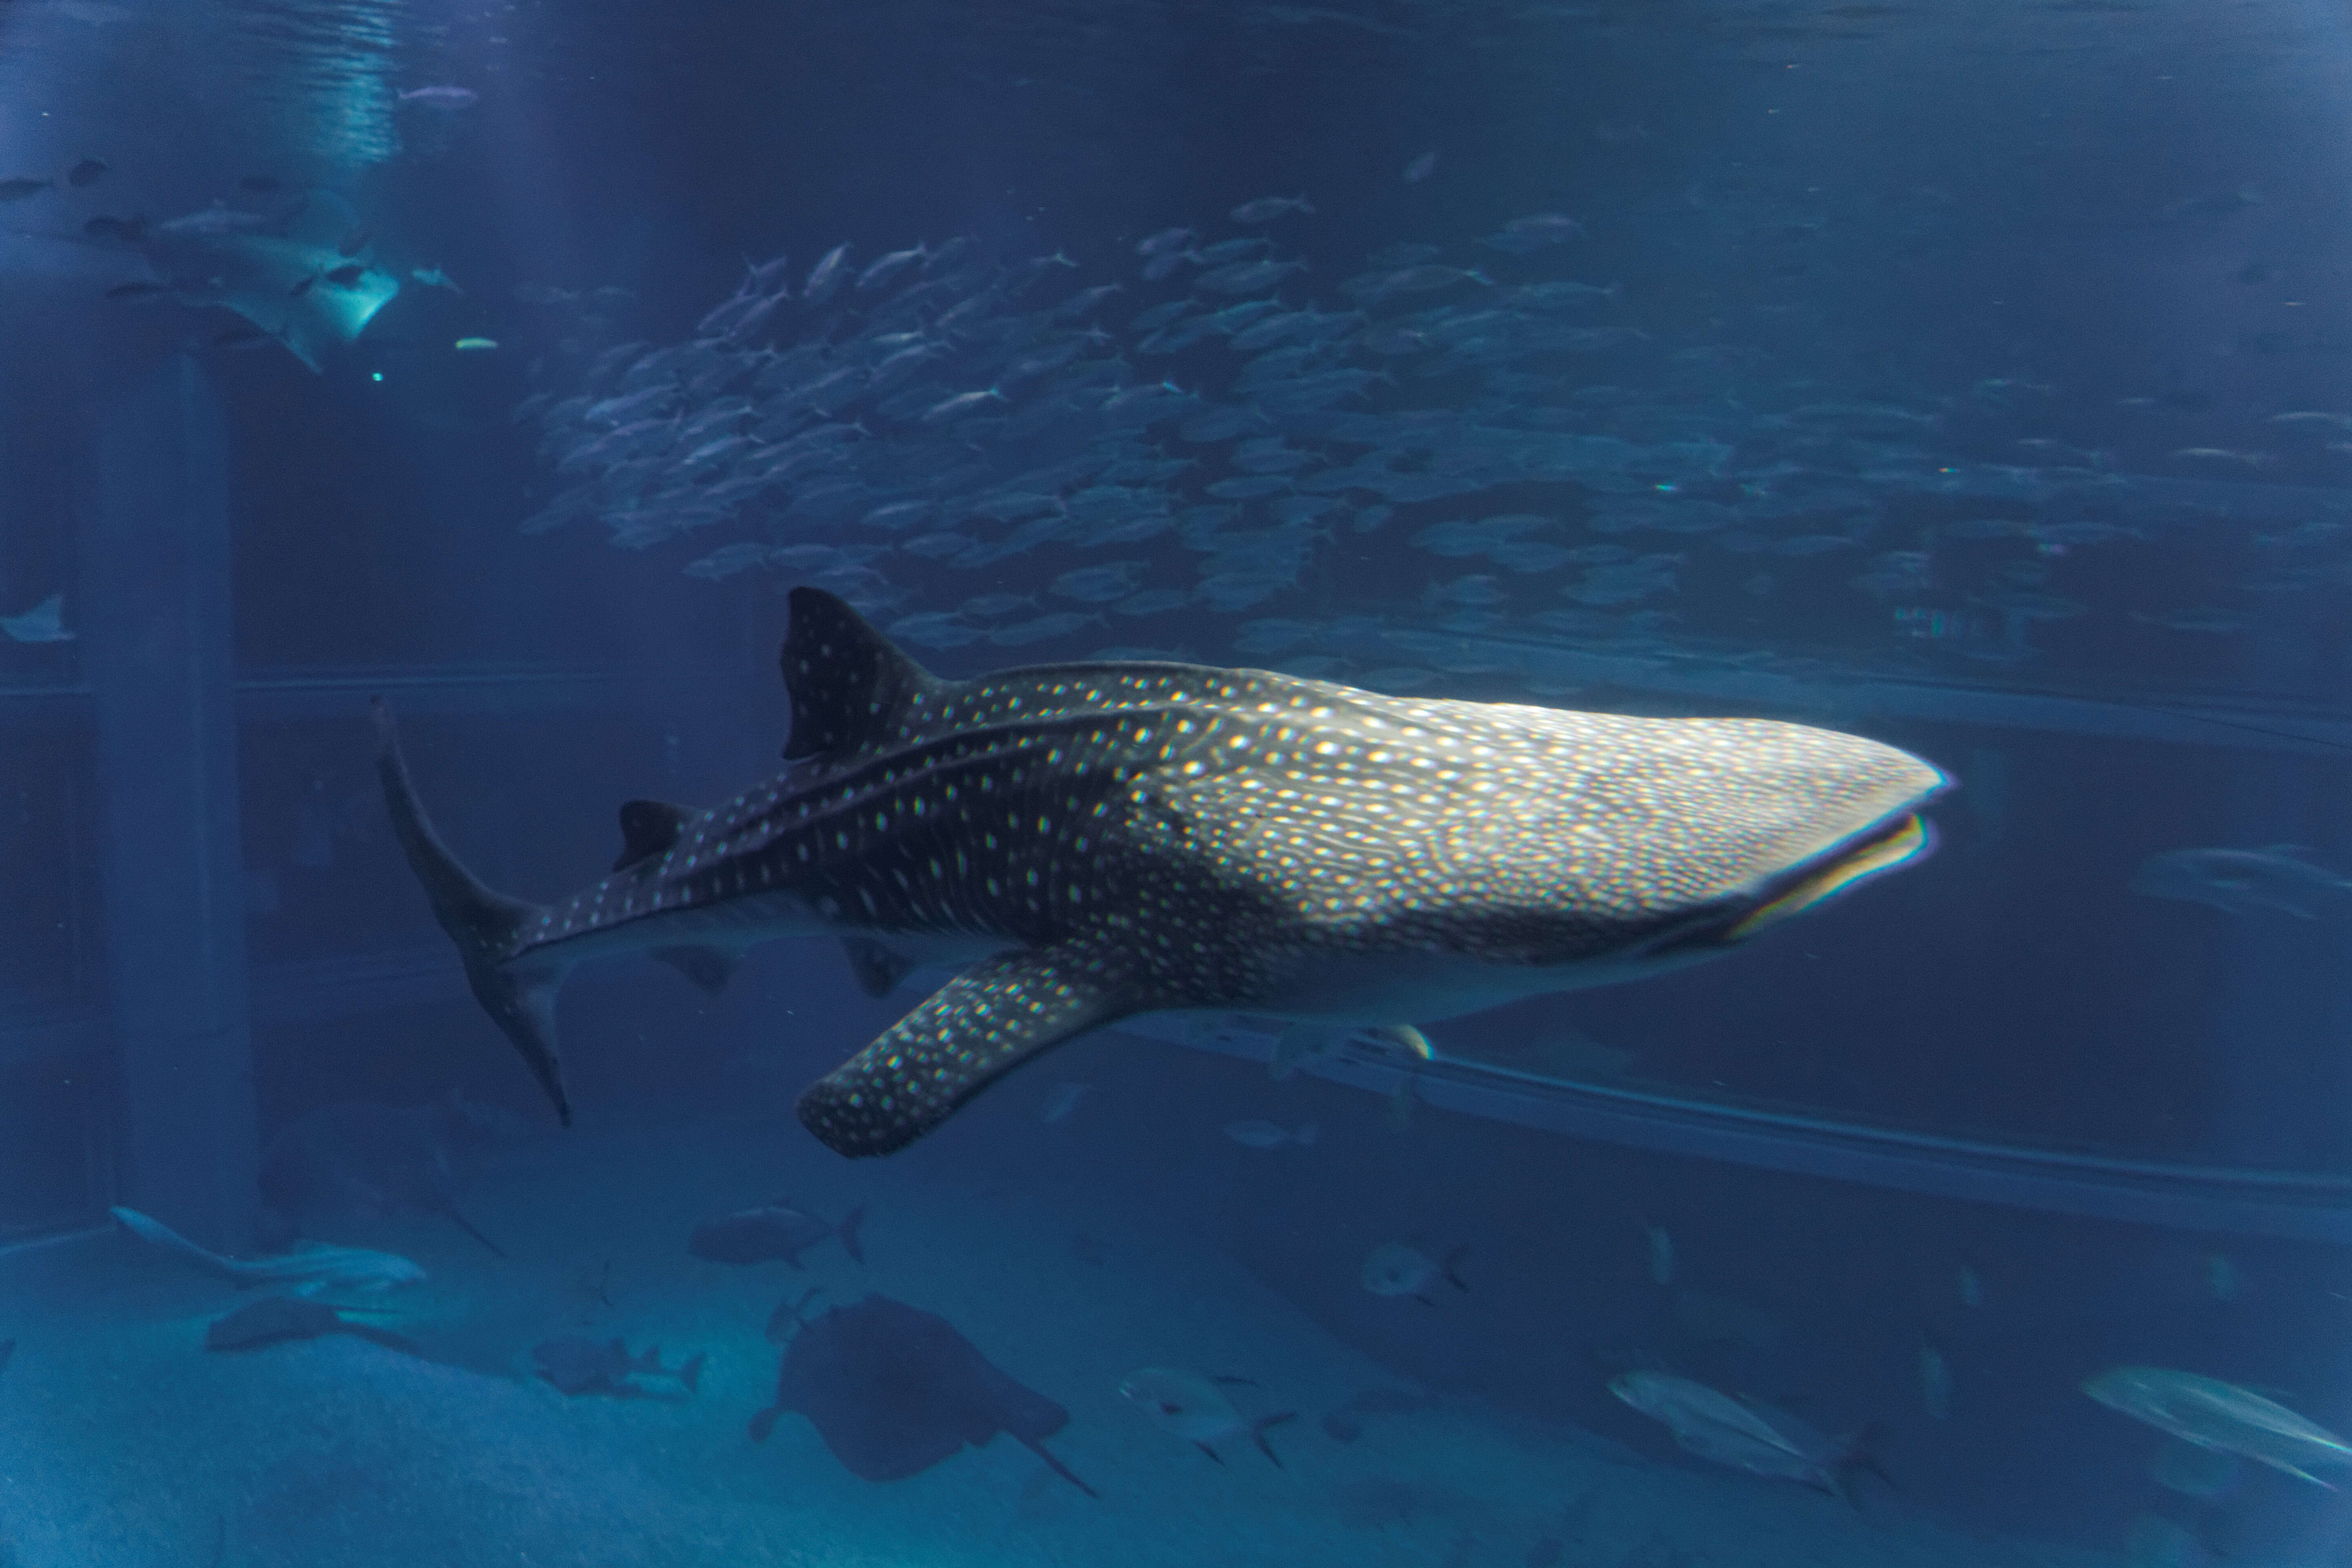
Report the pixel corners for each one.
[841,936,916,998]
[796,947,1145,1157]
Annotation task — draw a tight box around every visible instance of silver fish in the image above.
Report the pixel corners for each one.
[2131,846,2352,918]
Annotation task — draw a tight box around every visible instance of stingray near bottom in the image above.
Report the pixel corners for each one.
[748,1294,1098,1498]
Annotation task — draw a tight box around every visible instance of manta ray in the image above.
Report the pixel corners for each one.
[375,587,1946,1158]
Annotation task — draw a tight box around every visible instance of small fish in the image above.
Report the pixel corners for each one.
[158,205,266,238]
[1646,1225,1676,1286]
[987,611,1100,646]
[1231,195,1314,223]
[84,214,145,242]
[688,1200,865,1269]
[1118,1368,1296,1465]
[1361,1241,1470,1303]
[1134,226,1195,258]
[111,1207,424,1294]
[1957,1265,1984,1308]
[453,337,499,353]
[2170,446,2274,467]
[2131,846,2352,919]
[1039,1081,1091,1124]
[398,85,479,109]
[1223,1119,1317,1149]
[0,594,74,644]
[856,243,927,292]
[1919,1344,1951,1420]
[920,387,1006,423]
[0,177,55,202]
[804,243,855,303]
[534,1336,705,1398]
[1482,213,1586,252]
[324,263,367,287]
[1050,562,1147,604]
[2132,607,2244,634]
[2083,1366,2352,1488]
[1402,151,1437,183]
[65,158,109,188]
[1609,1371,1871,1499]
[411,266,463,293]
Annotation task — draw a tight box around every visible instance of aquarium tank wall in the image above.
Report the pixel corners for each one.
[1,0,2349,1563]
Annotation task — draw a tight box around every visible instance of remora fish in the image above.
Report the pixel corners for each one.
[374,587,1946,1158]
[111,1207,425,1294]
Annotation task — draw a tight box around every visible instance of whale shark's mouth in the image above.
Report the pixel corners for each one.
[1655,812,1936,958]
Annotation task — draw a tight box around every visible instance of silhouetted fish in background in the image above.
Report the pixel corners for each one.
[532,1336,704,1397]
[374,587,1945,1159]
[204,1296,419,1356]
[258,1093,510,1257]
[688,1200,864,1269]
[2131,846,2352,919]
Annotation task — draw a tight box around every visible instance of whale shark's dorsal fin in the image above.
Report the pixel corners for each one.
[613,798,697,872]
[779,587,947,763]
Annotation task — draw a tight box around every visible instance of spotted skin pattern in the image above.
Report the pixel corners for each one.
[376,588,1947,1158]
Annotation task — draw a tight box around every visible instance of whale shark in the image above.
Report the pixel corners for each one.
[375,586,1947,1158]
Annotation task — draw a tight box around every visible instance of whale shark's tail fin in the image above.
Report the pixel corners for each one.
[111,1206,241,1282]
[371,699,572,1125]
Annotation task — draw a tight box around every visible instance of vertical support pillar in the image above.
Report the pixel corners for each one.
[82,354,256,1251]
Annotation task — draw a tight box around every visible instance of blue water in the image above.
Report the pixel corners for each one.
[1,0,2350,1562]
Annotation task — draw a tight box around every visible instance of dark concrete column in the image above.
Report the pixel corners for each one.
[81,354,256,1251]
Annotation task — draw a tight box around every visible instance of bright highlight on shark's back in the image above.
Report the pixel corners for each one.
[374,586,1948,1158]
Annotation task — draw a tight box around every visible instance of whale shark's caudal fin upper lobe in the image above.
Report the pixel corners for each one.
[370,699,572,1125]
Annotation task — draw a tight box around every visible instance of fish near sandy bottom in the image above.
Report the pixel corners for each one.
[750,1294,1096,1497]
[374,586,1947,1159]
[688,1200,864,1268]
[1118,1368,1297,1466]
[1609,1371,1874,1500]
[533,1337,704,1398]
[2082,1366,2352,1488]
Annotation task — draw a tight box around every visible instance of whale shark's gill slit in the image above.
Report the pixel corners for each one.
[372,699,574,1126]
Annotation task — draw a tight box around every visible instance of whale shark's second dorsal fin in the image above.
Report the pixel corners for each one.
[779,588,945,763]
[613,799,697,872]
